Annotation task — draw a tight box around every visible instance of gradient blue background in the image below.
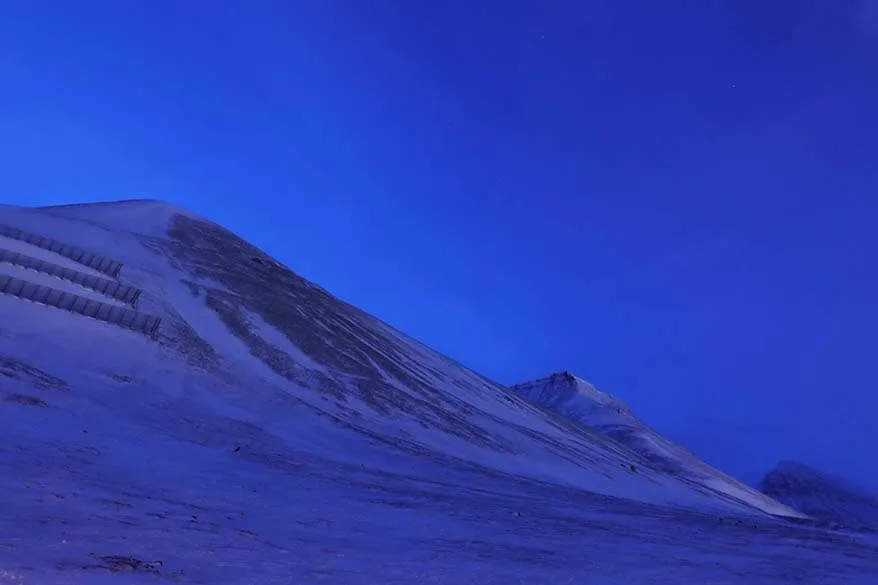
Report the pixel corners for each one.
[1,0,876,490]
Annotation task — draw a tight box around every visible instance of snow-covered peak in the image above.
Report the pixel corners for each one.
[0,197,812,578]
[511,373,805,519]
[511,371,633,423]
[4,198,856,581]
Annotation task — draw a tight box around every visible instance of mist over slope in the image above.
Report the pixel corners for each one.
[1,199,874,584]
[759,461,878,531]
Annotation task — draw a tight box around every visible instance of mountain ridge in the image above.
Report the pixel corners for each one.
[511,371,799,518]
[0,198,803,517]
[759,460,878,531]
[8,198,871,583]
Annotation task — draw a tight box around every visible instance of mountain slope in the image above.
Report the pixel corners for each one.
[0,199,800,516]
[759,461,878,531]
[511,372,800,518]
[4,199,873,584]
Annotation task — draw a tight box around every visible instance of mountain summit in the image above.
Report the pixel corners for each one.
[511,372,799,518]
[512,371,635,426]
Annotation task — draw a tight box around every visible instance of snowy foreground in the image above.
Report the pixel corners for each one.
[1,200,876,584]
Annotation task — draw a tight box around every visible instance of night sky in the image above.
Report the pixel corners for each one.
[1,1,876,490]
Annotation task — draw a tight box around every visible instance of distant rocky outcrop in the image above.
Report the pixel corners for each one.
[758,461,878,531]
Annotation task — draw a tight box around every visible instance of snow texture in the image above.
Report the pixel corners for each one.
[0,199,876,584]
[511,372,804,518]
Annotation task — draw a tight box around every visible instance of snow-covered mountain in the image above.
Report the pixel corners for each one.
[2,199,875,584]
[0,199,795,516]
[759,461,878,531]
[511,372,799,518]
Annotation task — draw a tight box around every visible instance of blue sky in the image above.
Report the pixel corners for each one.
[1,0,876,489]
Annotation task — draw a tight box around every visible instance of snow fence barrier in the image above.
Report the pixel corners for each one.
[0,274,160,336]
[0,248,141,306]
[0,223,123,278]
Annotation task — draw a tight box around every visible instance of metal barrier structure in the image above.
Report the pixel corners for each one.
[0,248,141,306]
[0,274,160,336]
[0,223,123,278]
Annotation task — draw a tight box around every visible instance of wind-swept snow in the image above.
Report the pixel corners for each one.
[512,372,804,518]
[1,199,875,584]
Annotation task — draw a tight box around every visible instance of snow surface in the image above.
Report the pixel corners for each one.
[1,200,876,584]
[512,373,804,518]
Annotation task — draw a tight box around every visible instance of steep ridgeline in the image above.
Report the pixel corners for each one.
[759,461,878,531]
[8,200,875,583]
[512,372,800,518]
[0,201,798,516]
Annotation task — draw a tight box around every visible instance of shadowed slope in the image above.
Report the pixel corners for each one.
[759,461,878,531]
[3,199,864,584]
